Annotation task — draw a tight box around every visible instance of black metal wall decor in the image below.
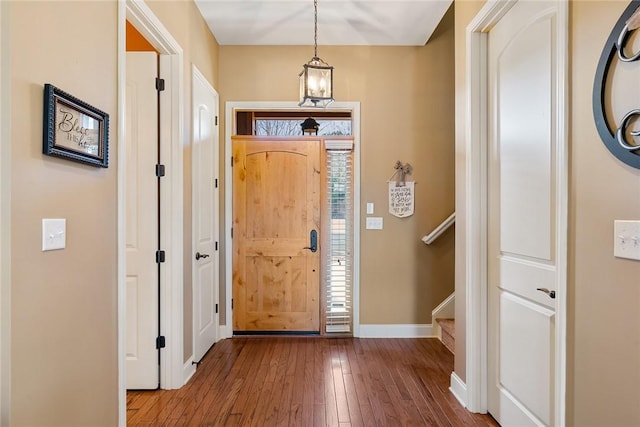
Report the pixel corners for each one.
[593,1,640,169]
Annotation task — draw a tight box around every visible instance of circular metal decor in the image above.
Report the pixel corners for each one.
[593,0,640,169]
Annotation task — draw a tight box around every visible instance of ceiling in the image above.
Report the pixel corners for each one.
[193,0,453,46]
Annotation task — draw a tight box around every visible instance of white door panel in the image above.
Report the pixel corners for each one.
[500,257,556,309]
[488,1,561,425]
[192,66,219,363]
[497,12,554,261]
[126,51,159,390]
[499,292,554,425]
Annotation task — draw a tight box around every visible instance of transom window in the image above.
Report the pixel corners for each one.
[236,110,352,137]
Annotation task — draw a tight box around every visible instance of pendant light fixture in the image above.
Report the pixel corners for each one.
[299,0,334,107]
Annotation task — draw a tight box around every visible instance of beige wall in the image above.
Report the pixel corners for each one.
[219,7,456,325]
[454,0,640,424]
[0,1,10,425]
[10,1,118,425]
[569,1,640,425]
[144,0,220,362]
[6,0,220,424]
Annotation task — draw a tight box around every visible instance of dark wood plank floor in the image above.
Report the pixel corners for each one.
[127,337,499,426]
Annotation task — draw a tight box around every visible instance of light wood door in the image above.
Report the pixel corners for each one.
[232,137,320,332]
[192,67,219,361]
[125,51,159,389]
[488,1,564,425]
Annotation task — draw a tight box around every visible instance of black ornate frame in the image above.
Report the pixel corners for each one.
[593,1,640,169]
[43,83,109,168]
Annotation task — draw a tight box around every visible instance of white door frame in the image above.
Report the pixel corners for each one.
[0,1,11,425]
[118,0,185,424]
[223,101,361,338]
[464,0,568,422]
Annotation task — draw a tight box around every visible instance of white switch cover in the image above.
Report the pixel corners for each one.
[614,220,640,261]
[366,203,374,215]
[42,218,66,251]
[366,217,383,230]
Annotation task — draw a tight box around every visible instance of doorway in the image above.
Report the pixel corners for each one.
[125,47,161,390]
[191,65,220,362]
[232,136,322,332]
[223,102,362,338]
[118,1,185,423]
[464,0,568,423]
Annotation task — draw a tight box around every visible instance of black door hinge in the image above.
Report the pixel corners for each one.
[231,228,233,238]
[156,336,166,349]
[231,156,234,167]
[156,250,165,263]
[214,178,218,188]
[155,78,165,92]
[215,116,218,126]
[231,299,234,310]
[215,241,218,251]
[156,164,165,177]
[215,303,219,314]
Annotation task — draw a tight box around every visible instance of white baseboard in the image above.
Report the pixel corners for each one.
[449,371,467,408]
[183,357,196,386]
[358,324,433,338]
[220,324,233,339]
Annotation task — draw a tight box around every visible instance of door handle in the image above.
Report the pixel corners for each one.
[303,229,318,253]
[536,288,556,299]
[195,252,210,260]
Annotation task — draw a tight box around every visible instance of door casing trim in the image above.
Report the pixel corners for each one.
[223,101,361,338]
[464,0,568,423]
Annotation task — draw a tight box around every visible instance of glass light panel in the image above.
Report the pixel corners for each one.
[299,59,334,107]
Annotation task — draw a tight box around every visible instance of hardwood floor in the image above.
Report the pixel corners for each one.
[127,337,499,426]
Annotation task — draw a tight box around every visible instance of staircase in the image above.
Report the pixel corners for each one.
[436,318,455,354]
[432,293,455,354]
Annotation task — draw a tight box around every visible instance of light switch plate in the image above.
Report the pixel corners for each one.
[366,217,383,230]
[366,202,374,215]
[614,220,640,261]
[42,218,66,251]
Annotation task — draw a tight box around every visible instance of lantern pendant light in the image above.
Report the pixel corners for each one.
[299,0,334,107]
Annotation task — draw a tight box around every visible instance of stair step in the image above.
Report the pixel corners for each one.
[436,318,455,354]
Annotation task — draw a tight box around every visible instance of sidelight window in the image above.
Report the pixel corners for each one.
[324,141,353,334]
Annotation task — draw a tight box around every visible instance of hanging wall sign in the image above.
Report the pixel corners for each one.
[389,181,415,218]
[388,161,415,218]
[593,0,640,169]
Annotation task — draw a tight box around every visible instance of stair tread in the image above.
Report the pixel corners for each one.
[436,318,455,333]
[436,318,455,354]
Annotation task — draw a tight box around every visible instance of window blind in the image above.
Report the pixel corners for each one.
[325,148,353,333]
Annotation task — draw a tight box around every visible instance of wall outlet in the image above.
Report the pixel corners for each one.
[614,220,640,261]
[366,217,383,230]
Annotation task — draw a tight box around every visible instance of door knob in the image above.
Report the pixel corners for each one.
[195,252,210,260]
[536,288,556,299]
[303,229,318,253]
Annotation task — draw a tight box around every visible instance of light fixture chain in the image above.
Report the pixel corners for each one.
[314,0,318,58]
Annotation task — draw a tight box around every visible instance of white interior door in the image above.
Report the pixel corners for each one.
[488,1,563,425]
[126,51,159,390]
[192,66,219,363]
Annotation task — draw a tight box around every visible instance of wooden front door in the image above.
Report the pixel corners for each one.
[232,137,320,332]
